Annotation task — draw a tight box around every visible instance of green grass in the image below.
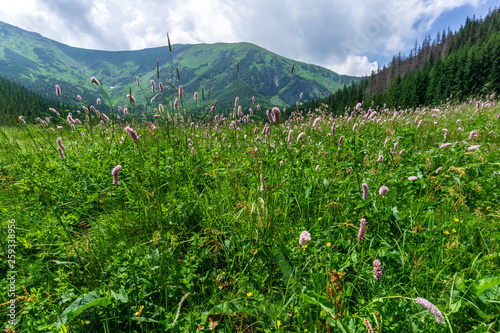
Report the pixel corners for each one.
[0,81,499,333]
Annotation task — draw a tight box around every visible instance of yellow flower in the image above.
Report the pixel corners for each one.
[443,230,450,235]
[277,320,282,327]
[318,217,322,221]
[135,305,144,317]
[247,292,253,297]
[353,211,356,214]
[326,242,331,247]
[302,245,308,249]
[452,229,456,233]
[454,218,459,222]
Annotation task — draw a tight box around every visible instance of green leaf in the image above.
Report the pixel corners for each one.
[111,286,129,303]
[391,206,401,221]
[57,292,112,328]
[474,276,500,296]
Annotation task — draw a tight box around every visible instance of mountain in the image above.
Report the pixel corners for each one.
[0,21,359,113]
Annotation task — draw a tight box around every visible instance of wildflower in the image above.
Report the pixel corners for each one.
[331,122,335,136]
[136,76,140,86]
[134,305,144,317]
[55,84,61,96]
[49,108,60,116]
[454,218,459,222]
[373,260,382,280]
[276,320,282,327]
[326,242,331,247]
[194,91,198,101]
[439,143,451,149]
[456,119,461,123]
[97,98,101,105]
[178,85,183,98]
[19,116,26,124]
[57,137,65,151]
[271,107,280,122]
[352,123,358,131]
[315,165,320,172]
[408,176,418,181]
[127,94,135,103]
[112,165,122,186]
[469,131,477,140]
[151,80,155,94]
[362,183,368,200]
[296,132,306,144]
[435,167,442,174]
[123,107,128,115]
[313,117,321,129]
[57,147,64,159]
[191,147,195,155]
[414,297,444,324]
[468,145,481,151]
[393,142,399,151]
[376,155,383,163]
[443,230,449,235]
[338,135,344,146]
[174,98,179,110]
[125,126,139,142]
[399,149,406,155]
[77,95,82,102]
[384,136,390,145]
[91,77,100,85]
[357,218,367,242]
[379,185,388,196]
[452,229,456,233]
[364,318,374,333]
[299,230,311,246]
[247,292,253,297]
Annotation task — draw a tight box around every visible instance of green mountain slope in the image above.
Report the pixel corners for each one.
[0,21,358,111]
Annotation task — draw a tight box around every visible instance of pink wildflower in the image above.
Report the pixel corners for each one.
[194,92,198,101]
[297,132,306,144]
[357,218,366,242]
[469,131,477,140]
[178,85,183,98]
[136,76,140,86]
[57,147,64,159]
[77,95,82,102]
[174,98,179,110]
[313,117,321,129]
[362,183,368,200]
[299,230,311,246]
[125,126,139,142]
[112,165,122,186]
[373,260,382,280]
[127,94,135,103]
[55,85,61,96]
[49,108,60,116]
[19,116,26,124]
[414,297,444,324]
[468,145,481,151]
[376,155,383,163]
[379,185,388,196]
[191,147,195,155]
[338,136,344,146]
[408,176,418,181]
[315,165,319,172]
[252,96,255,104]
[364,319,374,333]
[439,143,451,149]
[57,137,65,151]
[91,77,100,85]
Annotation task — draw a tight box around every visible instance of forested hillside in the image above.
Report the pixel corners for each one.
[307,8,500,113]
[0,76,64,125]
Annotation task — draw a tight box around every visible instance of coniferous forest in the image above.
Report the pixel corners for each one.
[306,9,500,113]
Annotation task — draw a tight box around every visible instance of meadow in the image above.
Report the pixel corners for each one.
[1,76,500,332]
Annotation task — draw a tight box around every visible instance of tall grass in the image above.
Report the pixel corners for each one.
[0,69,499,332]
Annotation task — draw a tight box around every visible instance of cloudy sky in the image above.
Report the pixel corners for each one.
[0,0,497,76]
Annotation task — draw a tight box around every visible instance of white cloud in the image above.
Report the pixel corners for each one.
[0,0,490,76]
[328,55,378,77]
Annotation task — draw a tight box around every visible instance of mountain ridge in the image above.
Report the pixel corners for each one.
[0,20,359,112]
